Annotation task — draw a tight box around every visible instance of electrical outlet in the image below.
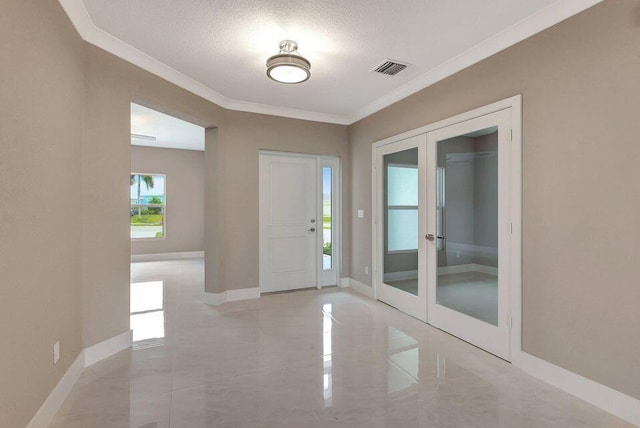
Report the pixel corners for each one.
[365,266,369,275]
[53,341,60,365]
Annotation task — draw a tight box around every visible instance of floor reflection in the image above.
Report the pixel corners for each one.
[437,352,447,379]
[130,280,165,348]
[322,303,333,407]
[386,327,419,394]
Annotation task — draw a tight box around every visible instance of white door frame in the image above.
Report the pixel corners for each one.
[259,150,341,291]
[373,134,428,322]
[371,95,522,363]
[427,108,512,361]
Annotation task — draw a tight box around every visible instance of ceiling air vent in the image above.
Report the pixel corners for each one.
[371,59,408,76]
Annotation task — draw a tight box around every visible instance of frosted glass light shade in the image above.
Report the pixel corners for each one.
[268,63,309,83]
[266,42,311,84]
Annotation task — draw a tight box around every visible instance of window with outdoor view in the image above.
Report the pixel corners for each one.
[322,167,332,270]
[130,174,166,239]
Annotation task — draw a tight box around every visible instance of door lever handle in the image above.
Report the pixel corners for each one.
[308,228,316,232]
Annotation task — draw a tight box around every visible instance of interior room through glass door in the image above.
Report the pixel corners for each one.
[426,109,512,360]
[375,134,427,322]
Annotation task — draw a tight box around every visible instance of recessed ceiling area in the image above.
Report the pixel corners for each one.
[131,103,205,151]
[65,0,601,123]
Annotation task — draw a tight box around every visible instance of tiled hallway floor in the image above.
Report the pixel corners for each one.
[50,259,630,427]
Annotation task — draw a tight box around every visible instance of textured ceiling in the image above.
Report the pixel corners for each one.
[83,0,566,119]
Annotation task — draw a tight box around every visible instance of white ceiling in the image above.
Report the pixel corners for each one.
[131,103,205,151]
[61,0,602,124]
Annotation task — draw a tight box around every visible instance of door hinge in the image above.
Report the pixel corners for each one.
[510,129,513,142]
[508,316,513,329]
[509,222,513,235]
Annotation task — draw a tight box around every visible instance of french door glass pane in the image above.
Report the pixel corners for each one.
[387,166,418,206]
[383,147,419,296]
[387,208,418,251]
[436,126,499,325]
[322,167,332,270]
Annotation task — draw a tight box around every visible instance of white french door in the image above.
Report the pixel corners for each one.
[373,100,519,362]
[259,152,340,293]
[426,108,512,361]
[374,134,428,322]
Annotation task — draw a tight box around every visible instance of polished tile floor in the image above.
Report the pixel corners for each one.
[51,259,630,427]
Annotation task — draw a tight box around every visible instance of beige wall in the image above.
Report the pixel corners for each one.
[5,1,639,426]
[82,44,225,348]
[350,0,640,399]
[0,1,85,426]
[130,146,205,255]
[204,128,221,294]
[220,111,350,291]
[82,45,350,344]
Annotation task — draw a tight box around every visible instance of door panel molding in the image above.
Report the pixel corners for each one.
[259,151,341,292]
[260,153,317,293]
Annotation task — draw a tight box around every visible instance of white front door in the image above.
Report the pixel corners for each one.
[259,153,318,293]
[426,108,512,361]
[374,134,428,322]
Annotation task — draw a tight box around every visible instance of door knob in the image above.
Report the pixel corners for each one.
[309,228,316,232]
[426,233,435,241]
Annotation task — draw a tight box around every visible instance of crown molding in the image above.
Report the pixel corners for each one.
[347,0,604,123]
[59,0,602,126]
[58,0,231,106]
[57,0,350,125]
[225,99,351,125]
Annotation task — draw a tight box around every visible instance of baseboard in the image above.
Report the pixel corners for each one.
[342,278,375,299]
[516,352,640,426]
[203,287,260,306]
[437,263,474,275]
[383,270,418,281]
[26,330,133,428]
[25,353,85,428]
[227,287,261,302]
[203,291,226,305]
[472,264,499,275]
[131,251,204,262]
[445,242,498,256]
[338,276,638,425]
[84,330,133,367]
[437,263,498,276]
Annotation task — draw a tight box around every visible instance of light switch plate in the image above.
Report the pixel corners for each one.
[357,209,364,218]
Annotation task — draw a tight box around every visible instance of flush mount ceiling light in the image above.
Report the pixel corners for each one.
[266,40,311,84]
